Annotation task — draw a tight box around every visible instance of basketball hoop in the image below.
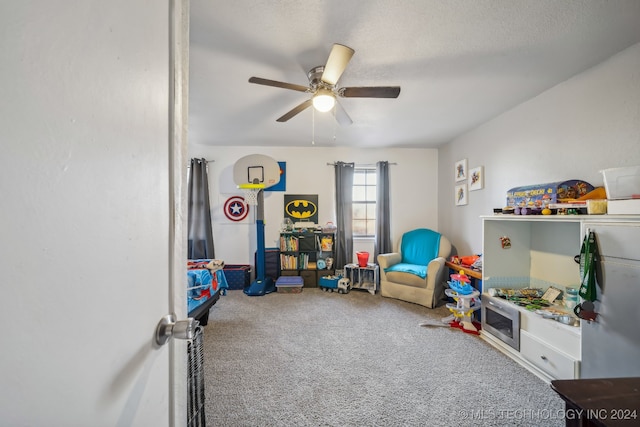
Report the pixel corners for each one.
[238,183,264,206]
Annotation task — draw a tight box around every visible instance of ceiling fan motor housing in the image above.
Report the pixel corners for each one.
[307,66,330,89]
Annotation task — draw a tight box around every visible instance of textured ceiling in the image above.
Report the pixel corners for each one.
[189,0,640,149]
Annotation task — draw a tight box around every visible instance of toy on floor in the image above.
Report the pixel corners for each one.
[319,276,351,294]
[442,270,482,334]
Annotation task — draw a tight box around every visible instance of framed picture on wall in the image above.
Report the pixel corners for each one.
[469,166,484,191]
[284,194,318,224]
[455,183,468,206]
[455,159,467,182]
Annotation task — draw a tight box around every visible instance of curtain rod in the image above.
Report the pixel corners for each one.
[326,162,397,166]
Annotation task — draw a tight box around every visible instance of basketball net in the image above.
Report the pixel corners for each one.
[239,183,264,206]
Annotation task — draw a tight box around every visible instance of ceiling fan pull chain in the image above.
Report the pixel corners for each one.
[332,107,337,141]
[311,105,315,145]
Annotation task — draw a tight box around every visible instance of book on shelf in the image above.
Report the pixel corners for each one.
[280,254,297,269]
[299,253,308,269]
[279,235,299,251]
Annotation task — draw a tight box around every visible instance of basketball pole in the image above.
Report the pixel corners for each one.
[255,182,267,283]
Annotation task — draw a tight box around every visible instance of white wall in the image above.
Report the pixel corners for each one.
[438,42,640,255]
[188,146,439,266]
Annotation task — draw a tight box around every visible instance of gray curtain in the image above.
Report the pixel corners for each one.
[334,162,354,270]
[375,161,392,259]
[188,158,215,259]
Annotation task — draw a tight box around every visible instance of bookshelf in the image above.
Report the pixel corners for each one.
[279,231,335,287]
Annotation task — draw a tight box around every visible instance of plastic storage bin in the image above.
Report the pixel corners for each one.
[276,276,304,293]
[601,166,640,200]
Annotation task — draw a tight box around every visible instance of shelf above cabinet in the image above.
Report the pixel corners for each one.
[482,214,640,223]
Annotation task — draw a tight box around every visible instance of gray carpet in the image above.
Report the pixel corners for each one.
[203,289,565,426]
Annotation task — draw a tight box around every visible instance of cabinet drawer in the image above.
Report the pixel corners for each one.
[300,270,317,287]
[520,330,578,379]
[520,311,580,359]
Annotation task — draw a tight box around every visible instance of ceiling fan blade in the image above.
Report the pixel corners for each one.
[340,86,401,98]
[321,44,355,86]
[276,99,313,122]
[249,77,309,92]
[334,100,352,126]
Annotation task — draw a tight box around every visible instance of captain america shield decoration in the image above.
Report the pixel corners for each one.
[223,196,249,222]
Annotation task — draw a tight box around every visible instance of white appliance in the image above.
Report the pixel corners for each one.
[580,222,640,378]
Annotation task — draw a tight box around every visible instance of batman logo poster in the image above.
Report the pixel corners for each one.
[284,194,318,224]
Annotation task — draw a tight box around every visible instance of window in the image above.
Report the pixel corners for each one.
[352,167,376,237]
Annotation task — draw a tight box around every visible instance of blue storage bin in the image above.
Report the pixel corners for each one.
[223,264,251,290]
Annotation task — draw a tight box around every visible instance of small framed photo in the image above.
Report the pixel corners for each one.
[469,166,484,191]
[455,159,467,182]
[455,183,468,206]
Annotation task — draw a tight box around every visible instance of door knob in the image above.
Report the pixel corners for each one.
[155,314,196,346]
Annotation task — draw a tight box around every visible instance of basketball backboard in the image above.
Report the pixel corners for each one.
[233,154,281,188]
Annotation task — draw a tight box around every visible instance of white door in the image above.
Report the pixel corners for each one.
[0,1,189,426]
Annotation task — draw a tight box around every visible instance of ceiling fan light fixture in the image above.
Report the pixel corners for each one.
[248,43,400,124]
[312,89,335,112]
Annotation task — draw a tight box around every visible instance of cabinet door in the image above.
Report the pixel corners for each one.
[581,222,640,378]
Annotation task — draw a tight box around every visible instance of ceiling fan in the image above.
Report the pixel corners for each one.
[248,43,401,126]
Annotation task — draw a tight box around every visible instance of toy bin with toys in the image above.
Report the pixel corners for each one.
[275,276,304,293]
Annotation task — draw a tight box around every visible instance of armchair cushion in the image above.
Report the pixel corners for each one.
[385,263,427,279]
[401,228,441,265]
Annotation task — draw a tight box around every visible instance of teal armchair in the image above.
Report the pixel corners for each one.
[377,228,451,308]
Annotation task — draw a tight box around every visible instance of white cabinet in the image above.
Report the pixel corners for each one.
[481,215,640,382]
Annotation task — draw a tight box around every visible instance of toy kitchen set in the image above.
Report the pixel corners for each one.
[481,166,640,382]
